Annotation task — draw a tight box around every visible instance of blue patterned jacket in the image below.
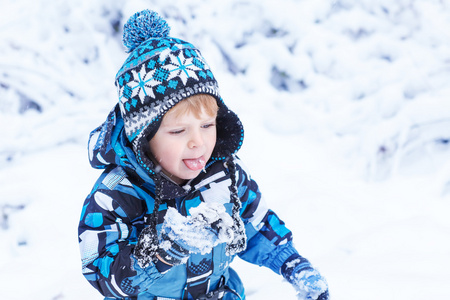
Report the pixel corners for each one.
[78,106,300,299]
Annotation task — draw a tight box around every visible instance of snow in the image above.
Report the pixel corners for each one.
[162,203,234,255]
[1,0,450,299]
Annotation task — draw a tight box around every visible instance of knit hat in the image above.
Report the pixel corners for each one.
[115,10,244,174]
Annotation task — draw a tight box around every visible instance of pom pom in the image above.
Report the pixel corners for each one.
[122,10,171,53]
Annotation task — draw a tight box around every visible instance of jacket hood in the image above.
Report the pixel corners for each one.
[88,104,134,171]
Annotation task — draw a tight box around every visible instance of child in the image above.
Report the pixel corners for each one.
[78,10,329,300]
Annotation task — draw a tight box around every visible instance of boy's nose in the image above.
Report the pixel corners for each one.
[188,131,203,149]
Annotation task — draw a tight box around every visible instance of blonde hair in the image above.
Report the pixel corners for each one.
[166,94,218,119]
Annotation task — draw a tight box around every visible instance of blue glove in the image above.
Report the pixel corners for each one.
[281,254,329,300]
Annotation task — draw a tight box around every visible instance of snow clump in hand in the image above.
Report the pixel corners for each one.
[190,201,235,242]
[161,202,235,255]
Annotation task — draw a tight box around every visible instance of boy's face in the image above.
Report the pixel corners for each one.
[149,107,217,185]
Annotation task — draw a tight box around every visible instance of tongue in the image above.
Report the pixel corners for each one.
[183,157,206,171]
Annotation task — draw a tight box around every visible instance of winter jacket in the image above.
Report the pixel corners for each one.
[78,106,300,299]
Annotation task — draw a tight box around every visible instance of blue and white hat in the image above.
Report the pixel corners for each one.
[115,10,244,174]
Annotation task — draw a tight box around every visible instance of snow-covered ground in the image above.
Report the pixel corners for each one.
[1,0,450,299]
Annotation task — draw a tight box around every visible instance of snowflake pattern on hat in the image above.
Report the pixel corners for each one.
[115,37,220,144]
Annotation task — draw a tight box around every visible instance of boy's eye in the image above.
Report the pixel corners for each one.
[202,123,216,129]
[169,129,184,134]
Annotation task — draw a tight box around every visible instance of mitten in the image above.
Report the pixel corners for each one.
[148,203,234,272]
[281,254,329,300]
[160,202,234,253]
[134,225,159,269]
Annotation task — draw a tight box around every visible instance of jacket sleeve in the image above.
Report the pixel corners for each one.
[78,166,163,298]
[233,158,300,274]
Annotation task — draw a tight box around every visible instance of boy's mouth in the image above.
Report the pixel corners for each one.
[183,156,207,171]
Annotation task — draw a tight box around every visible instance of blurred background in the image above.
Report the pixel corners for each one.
[1,0,449,299]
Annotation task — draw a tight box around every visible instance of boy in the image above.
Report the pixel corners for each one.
[78,10,329,300]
